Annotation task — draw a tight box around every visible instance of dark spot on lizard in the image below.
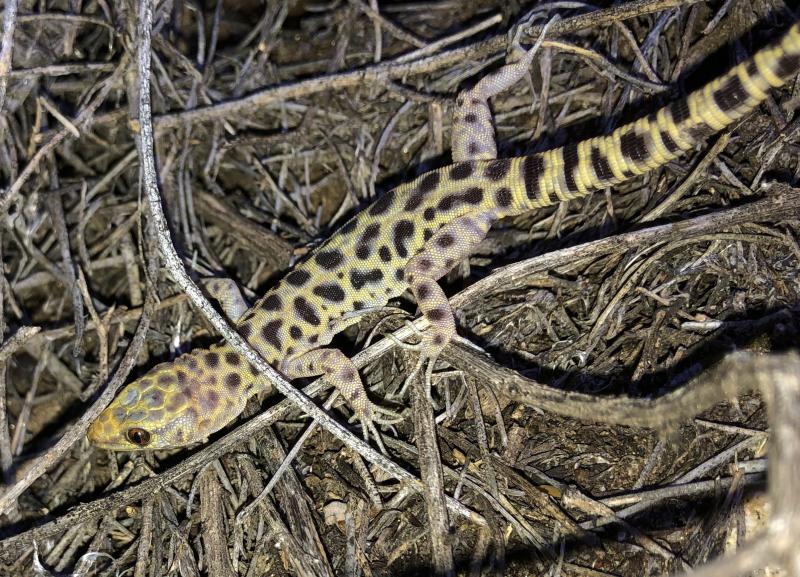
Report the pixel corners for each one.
[290,325,302,339]
[260,294,281,311]
[202,390,219,411]
[239,323,252,339]
[417,283,432,300]
[145,390,164,407]
[428,307,447,321]
[417,257,433,271]
[437,233,454,248]
[313,283,345,302]
[315,249,344,270]
[620,132,647,164]
[285,269,311,287]
[495,187,512,207]
[463,187,483,204]
[450,162,474,180]
[355,223,381,260]
[261,319,283,350]
[368,189,395,216]
[340,219,358,235]
[294,296,321,326]
[350,269,384,290]
[437,195,456,211]
[405,172,440,210]
[523,155,544,200]
[205,352,219,368]
[591,147,614,181]
[393,220,415,258]
[484,159,511,181]
[439,187,483,210]
[378,245,391,262]
[224,373,241,391]
[404,192,425,212]
[418,171,440,194]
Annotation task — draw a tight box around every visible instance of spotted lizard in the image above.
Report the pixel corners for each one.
[88,22,800,450]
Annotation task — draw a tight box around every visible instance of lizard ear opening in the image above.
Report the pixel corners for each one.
[126,427,152,447]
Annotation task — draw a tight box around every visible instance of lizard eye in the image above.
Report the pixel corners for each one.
[126,427,152,447]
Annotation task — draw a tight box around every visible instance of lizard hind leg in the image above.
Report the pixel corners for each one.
[399,210,496,398]
[281,348,401,452]
[451,22,545,163]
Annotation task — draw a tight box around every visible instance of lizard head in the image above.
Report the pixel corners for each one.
[88,347,256,450]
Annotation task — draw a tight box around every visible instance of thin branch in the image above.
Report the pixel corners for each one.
[15,12,113,30]
[0,0,18,111]
[44,193,85,356]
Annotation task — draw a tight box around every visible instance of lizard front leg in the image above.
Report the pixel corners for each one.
[280,348,398,449]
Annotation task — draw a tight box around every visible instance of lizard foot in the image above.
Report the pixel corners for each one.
[396,336,445,404]
[349,399,405,455]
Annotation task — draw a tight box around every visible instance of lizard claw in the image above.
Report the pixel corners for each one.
[353,412,387,454]
[397,345,442,403]
[507,12,559,74]
[349,400,404,455]
[382,321,426,352]
[371,404,405,425]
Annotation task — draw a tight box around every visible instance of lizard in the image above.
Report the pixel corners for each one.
[88,21,800,451]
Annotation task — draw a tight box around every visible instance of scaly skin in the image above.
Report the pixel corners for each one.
[88,23,800,450]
